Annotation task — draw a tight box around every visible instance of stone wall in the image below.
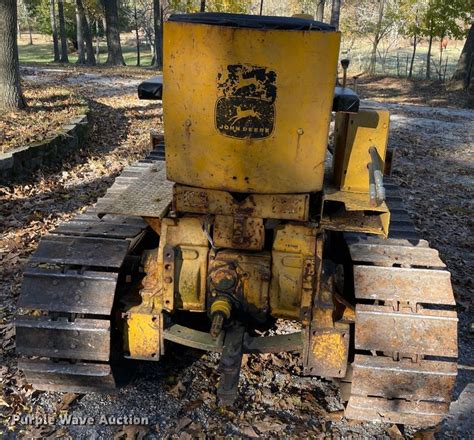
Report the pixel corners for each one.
[0,108,89,184]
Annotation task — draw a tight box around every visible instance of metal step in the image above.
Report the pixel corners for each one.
[345,179,458,426]
[18,268,118,315]
[345,395,450,427]
[353,265,455,305]
[355,305,458,357]
[53,221,145,239]
[30,236,130,268]
[16,317,111,361]
[349,242,446,268]
[350,355,456,402]
[19,360,116,393]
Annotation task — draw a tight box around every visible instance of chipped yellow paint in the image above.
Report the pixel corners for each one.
[163,20,340,193]
[332,108,390,193]
[124,309,161,361]
[312,330,347,371]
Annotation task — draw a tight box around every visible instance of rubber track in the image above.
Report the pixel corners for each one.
[15,145,164,392]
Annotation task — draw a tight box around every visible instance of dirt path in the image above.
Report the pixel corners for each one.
[1,68,472,439]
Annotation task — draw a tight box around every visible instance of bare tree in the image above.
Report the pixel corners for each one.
[102,0,125,65]
[330,0,341,30]
[200,0,205,12]
[50,0,60,61]
[316,0,325,21]
[408,34,417,78]
[0,0,25,111]
[368,0,385,74]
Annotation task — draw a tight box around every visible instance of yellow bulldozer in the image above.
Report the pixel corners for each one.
[16,13,458,426]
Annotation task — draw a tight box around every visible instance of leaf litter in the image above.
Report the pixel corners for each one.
[0,67,472,439]
[0,84,86,154]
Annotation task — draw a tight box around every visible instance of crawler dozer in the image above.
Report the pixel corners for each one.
[16,13,458,426]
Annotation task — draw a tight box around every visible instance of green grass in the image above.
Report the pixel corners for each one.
[20,35,463,81]
[19,40,153,67]
[341,39,463,80]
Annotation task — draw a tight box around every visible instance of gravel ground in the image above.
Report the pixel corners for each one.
[0,68,472,439]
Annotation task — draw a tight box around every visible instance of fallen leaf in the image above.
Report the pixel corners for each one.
[56,393,78,411]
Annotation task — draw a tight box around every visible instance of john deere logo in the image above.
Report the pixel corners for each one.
[216,64,277,139]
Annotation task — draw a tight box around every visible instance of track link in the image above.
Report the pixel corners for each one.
[15,147,166,392]
[344,179,458,427]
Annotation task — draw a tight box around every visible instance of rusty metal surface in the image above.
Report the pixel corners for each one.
[16,317,111,361]
[213,215,264,250]
[355,304,458,357]
[173,185,309,221]
[19,360,116,393]
[345,181,458,427]
[159,217,209,312]
[163,324,303,355]
[163,324,224,352]
[321,187,390,236]
[30,236,130,268]
[305,327,349,378]
[270,224,319,320]
[353,265,455,305]
[345,395,448,427]
[351,355,457,402]
[208,250,271,322]
[349,242,446,268]
[244,332,303,354]
[100,161,173,218]
[305,261,349,378]
[123,310,162,361]
[18,268,118,315]
[345,234,429,248]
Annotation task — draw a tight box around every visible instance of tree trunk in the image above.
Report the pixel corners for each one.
[75,1,86,64]
[22,0,34,45]
[152,0,162,69]
[368,0,385,75]
[451,24,473,89]
[330,0,341,30]
[78,0,96,66]
[409,34,417,78]
[438,35,444,80]
[95,20,100,62]
[58,0,69,62]
[134,0,140,66]
[28,22,33,45]
[0,0,26,111]
[426,31,433,79]
[316,0,325,22]
[102,0,125,65]
[85,16,96,65]
[200,0,205,12]
[50,0,60,61]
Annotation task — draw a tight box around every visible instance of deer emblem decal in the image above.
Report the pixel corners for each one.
[228,106,262,125]
[216,64,277,139]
